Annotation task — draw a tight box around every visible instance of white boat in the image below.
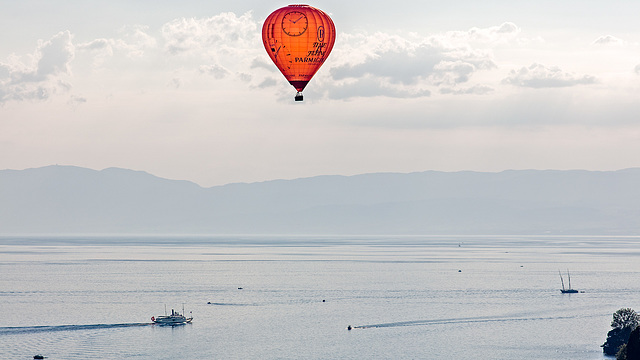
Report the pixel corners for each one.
[152,306,193,325]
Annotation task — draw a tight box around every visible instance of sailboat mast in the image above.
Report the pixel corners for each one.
[559,270,566,291]
[567,270,571,290]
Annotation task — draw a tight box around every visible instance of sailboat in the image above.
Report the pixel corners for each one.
[559,270,579,294]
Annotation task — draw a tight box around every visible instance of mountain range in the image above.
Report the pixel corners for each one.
[1,165,640,235]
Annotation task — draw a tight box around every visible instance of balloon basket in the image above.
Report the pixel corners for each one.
[295,92,303,101]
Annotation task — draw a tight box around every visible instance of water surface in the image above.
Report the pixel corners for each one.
[1,235,638,359]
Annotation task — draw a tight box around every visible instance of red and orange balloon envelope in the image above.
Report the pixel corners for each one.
[262,5,336,101]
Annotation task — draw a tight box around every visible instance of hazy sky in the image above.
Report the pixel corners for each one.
[2,1,640,186]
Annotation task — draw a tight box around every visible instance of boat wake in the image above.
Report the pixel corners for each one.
[207,302,259,306]
[351,313,590,330]
[0,323,153,335]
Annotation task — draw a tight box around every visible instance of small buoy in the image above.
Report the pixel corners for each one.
[238,287,243,290]
[207,302,211,304]
[347,325,352,330]
[458,270,462,272]
[322,299,325,302]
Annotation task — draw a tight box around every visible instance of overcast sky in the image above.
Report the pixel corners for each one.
[2,1,640,186]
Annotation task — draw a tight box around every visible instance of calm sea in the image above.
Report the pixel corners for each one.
[1,235,638,359]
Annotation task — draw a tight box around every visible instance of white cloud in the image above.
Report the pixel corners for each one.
[431,60,477,85]
[324,24,512,99]
[161,12,257,56]
[326,76,431,100]
[236,72,252,82]
[439,85,494,95]
[257,77,277,88]
[68,17,529,102]
[330,34,464,84]
[168,77,181,89]
[119,25,157,57]
[0,31,75,104]
[67,95,87,106]
[77,38,112,52]
[76,39,114,66]
[442,22,521,45]
[250,58,275,72]
[36,31,75,79]
[0,63,11,79]
[593,35,625,46]
[199,64,230,79]
[502,63,597,88]
[77,25,156,64]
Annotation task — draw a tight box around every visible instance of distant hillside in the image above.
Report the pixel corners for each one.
[1,165,640,235]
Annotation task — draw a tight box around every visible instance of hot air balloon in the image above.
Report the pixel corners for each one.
[262,5,336,101]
